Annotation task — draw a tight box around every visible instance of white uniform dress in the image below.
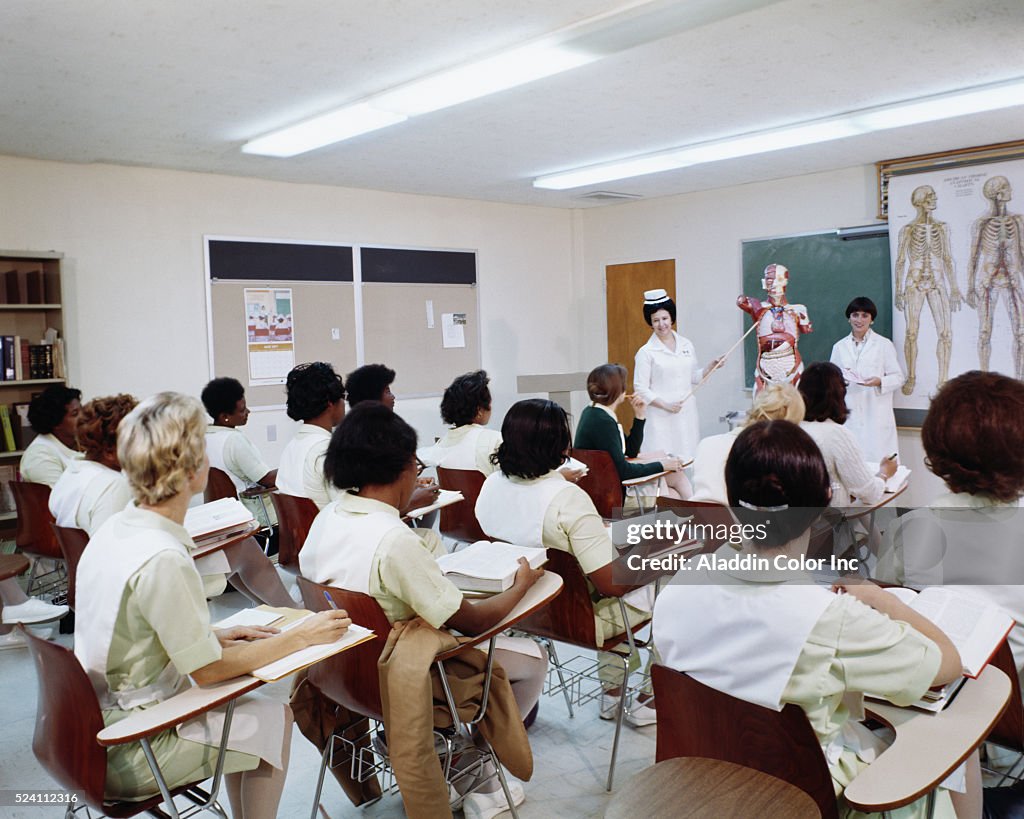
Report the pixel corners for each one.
[49,459,133,536]
[800,420,885,507]
[74,506,286,800]
[690,428,741,505]
[19,433,80,486]
[276,423,336,509]
[830,330,905,462]
[417,424,502,476]
[633,331,706,460]
[205,425,277,526]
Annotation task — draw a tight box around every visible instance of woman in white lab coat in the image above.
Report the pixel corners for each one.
[830,297,905,463]
[633,290,721,484]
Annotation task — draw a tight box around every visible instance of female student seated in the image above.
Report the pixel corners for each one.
[50,393,293,607]
[798,362,896,506]
[49,394,137,534]
[691,382,805,505]
[475,398,657,726]
[878,371,1024,684]
[573,363,688,499]
[298,402,547,816]
[74,392,350,817]
[418,369,502,475]
[19,383,82,486]
[654,420,976,819]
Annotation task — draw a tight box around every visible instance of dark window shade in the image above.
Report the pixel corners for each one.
[360,247,476,284]
[208,240,353,282]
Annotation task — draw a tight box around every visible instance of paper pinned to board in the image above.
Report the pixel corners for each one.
[441,312,466,348]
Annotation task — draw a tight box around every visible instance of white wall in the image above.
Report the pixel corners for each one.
[0,154,578,462]
[578,164,936,505]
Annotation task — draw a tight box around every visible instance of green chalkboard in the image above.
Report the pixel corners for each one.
[741,232,892,389]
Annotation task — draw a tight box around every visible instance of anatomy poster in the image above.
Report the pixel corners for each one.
[888,157,1024,410]
[244,287,295,385]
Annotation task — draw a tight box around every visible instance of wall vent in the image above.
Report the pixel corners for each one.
[575,190,643,201]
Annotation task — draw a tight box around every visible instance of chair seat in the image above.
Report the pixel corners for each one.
[0,553,30,581]
[606,757,821,819]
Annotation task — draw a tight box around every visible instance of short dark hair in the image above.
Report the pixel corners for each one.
[923,371,1024,502]
[845,296,878,320]
[28,384,82,434]
[440,370,491,427]
[643,297,677,326]
[346,364,396,408]
[587,364,627,405]
[285,362,345,422]
[201,377,244,420]
[493,399,571,480]
[798,362,848,424]
[324,402,417,490]
[726,420,830,549]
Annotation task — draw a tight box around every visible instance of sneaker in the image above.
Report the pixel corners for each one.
[625,699,657,728]
[0,630,27,650]
[2,597,69,625]
[599,692,624,721]
[462,780,525,819]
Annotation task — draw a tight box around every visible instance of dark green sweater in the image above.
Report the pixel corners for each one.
[573,405,664,481]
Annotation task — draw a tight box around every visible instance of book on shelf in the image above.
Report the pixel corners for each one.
[184,497,256,545]
[12,402,33,451]
[27,344,53,380]
[18,340,29,382]
[435,540,547,593]
[2,336,14,381]
[867,586,1013,711]
[0,406,15,452]
[0,465,15,513]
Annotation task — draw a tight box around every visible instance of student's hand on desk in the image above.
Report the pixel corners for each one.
[294,610,352,646]
[512,557,544,591]
[559,466,586,483]
[215,625,280,645]
[662,457,684,471]
[406,484,441,510]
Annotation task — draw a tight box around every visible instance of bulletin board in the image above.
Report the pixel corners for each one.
[206,237,479,406]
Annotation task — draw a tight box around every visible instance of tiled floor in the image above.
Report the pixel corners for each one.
[0,585,657,818]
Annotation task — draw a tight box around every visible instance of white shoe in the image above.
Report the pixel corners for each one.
[625,699,657,728]
[2,597,69,624]
[462,780,525,819]
[599,692,624,721]
[0,630,28,650]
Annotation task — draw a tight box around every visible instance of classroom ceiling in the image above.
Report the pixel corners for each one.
[2,0,1023,208]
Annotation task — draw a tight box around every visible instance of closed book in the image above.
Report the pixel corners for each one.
[185,497,256,543]
[41,344,53,378]
[0,406,16,452]
[435,540,548,593]
[12,337,21,381]
[3,336,14,381]
[19,342,29,381]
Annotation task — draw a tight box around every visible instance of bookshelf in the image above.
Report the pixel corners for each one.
[0,250,66,526]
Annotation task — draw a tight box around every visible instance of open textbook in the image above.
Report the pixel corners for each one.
[185,497,256,543]
[868,587,1013,712]
[436,540,547,593]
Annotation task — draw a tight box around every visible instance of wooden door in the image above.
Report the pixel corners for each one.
[605,260,676,427]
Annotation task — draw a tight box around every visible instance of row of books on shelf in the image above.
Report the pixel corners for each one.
[0,267,53,305]
[0,336,65,381]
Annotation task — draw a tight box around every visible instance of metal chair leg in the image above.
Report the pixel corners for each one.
[546,640,574,718]
[606,654,630,792]
[310,740,331,819]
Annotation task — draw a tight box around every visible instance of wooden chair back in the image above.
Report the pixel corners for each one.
[988,639,1024,752]
[571,448,624,518]
[22,626,115,813]
[204,467,238,503]
[651,664,839,819]
[515,548,600,648]
[11,480,62,560]
[652,498,736,554]
[270,492,319,570]
[52,525,89,610]
[296,577,392,720]
[435,467,488,542]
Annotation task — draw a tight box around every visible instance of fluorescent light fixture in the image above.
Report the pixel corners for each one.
[242,103,407,157]
[534,76,1024,190]
[373,44,594,116]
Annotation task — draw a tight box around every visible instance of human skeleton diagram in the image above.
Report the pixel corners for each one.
[894,185,962,395]
[967,175,1024,378]
[737,263,812,393]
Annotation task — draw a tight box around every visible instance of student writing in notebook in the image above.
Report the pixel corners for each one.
[74,392,350,816]
[654,420,978,819]
[299,401,546,817]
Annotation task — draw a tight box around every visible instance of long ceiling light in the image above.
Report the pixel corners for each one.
[242,0,782,157]
[533,76,1024,190]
